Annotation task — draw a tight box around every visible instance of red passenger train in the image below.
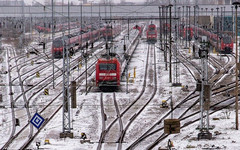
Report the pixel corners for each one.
[52,24,122,58]
[52,26,106,58]
[192,25,233,54]
[146,24,157,44]
[179,25,193,41]
[95,54,121,90]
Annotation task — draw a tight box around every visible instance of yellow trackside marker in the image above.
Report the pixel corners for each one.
[44,139,50,144]
[188,47,191,53]
[79,64,82,68]
[31,61,34,65]
[134,67,136,78]
[36,71,40,77]
[44,88,49,95]
[213,47,216,54]
[128,73,131,78]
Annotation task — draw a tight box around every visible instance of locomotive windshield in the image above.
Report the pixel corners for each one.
[148,31,156,35]
[149,26,155,31]
[53,40,63,48]
[99,63,116,70]
[223,37,232,44]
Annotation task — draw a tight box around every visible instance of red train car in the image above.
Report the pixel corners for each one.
[162,23,170,34]
[180,26,193,41]
[146,24,157,44]
[52,27,106,58]
[95,57,121,90]
[103,25,121,41]
[192,25,233,54]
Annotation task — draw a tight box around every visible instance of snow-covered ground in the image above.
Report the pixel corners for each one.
[0,28,240,150]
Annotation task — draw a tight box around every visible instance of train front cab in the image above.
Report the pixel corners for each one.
[220,36,233,54]
[147,31,157,44]
[52,39,63,58]
[96,59,121,90]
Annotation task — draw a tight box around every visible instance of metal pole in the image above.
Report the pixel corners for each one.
[221,7,223,32]
[68,0,70,36]
[169,4,172,83]
[159,6,162,50]
[232,6,234,38]
[183,5,185,45]
[165,6,168,71]
[91,2,93,48]
[234,3,239,130]
[185,6,187,48]
[52,0,55,89]
[216,7,219,51]
[22,0,25,49]
[81,4,83,49]
[189,6,190,47]
[128,19,129,40]
[194,6,196,36]
[162,5,167,70]
[224,6,225,32]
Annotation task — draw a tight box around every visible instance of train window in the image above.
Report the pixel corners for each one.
[223,37,232,44]
[99,63,116,70]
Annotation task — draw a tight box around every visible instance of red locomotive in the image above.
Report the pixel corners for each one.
[219,35,233,53]
[95,54,121,90]
[146,24,157,44]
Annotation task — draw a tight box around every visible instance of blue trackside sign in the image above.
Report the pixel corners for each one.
[30,113,45,129]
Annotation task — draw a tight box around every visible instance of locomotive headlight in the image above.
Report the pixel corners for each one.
[99,73,106,76]
[109,73,117,76]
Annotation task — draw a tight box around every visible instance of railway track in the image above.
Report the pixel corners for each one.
[96,42,158,150]
[125,42,236,149]
[1,24,140,149]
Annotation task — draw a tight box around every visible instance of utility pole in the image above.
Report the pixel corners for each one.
[233,1,239,130]
[221,7,223,32]
[188,6,190,48]
[159,6,162,50]
[52,0,55,89]
[197,37,213,140]
[169,4,172,83]
[21,0,25,51]
[60,0,73,138]
[216,7,219,51]
[185,6,188,48]
[182,5,184,45]
[164,5,168,71]
[224,6,225,32]
[232,6,234,38]
[162,5,167,70]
